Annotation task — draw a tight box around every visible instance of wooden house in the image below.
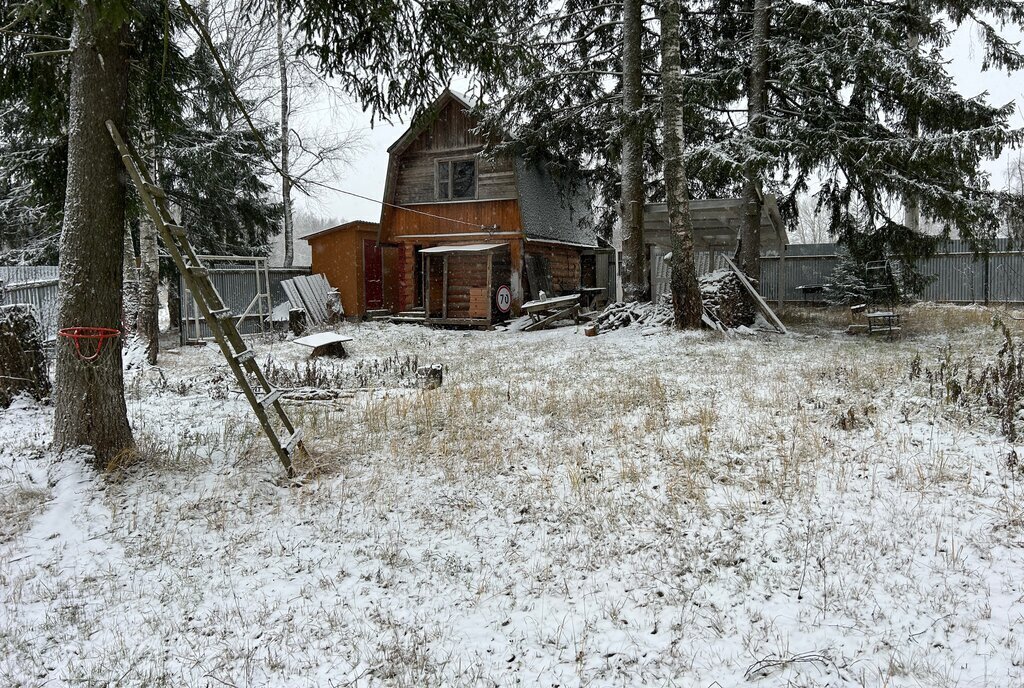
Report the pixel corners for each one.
[376,89,604,326]
[303,220,383,318]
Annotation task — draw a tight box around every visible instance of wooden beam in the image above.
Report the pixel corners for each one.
[424,254,431,322]
[442,255,449,319]
[486,253,493,323]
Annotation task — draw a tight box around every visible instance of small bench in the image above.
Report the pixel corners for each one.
[866,311,902,337]
[292,332,353,358]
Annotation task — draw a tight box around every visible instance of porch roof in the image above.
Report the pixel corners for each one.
[419,243,507,255]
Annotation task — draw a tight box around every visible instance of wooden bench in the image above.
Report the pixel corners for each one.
[521,294,581,332]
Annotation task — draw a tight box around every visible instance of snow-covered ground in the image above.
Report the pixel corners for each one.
[2,306,1023,687]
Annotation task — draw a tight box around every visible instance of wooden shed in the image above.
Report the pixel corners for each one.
[303,220,383,318]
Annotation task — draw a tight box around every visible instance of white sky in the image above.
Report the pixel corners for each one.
[294,19,1024,229]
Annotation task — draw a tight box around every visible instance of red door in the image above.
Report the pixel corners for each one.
[364,239,383,310]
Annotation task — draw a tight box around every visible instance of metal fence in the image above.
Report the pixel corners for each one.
[760,239,1024,304]
[0,269,60,341]
[0,265,59,284]
[180,259,311,343]
[650,240,1024,305]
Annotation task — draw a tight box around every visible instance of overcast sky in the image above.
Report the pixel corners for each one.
[293,19,1024,230]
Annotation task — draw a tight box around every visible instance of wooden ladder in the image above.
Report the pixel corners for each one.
[107,121,303,477]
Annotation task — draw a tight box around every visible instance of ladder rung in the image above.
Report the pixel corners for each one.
[188,266,209,277]
[234,349,255,363]
[143,182,167,199]
[283,429,303,454]
[210,308,233,320]
[166,224,187,238]
[258,389,283,408]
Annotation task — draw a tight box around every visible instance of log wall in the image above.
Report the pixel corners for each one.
[526,243,582,294]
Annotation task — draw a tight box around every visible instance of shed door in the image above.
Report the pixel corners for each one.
[364,239,383,309]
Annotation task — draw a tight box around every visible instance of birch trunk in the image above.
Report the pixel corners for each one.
[138,144,160,365]
[619,0,646,301]
[122,224,138,334]
[660,0,702,329]
[904,32,921,234]
[739,0,770,278]
[277,0,294,268]
[53,0,134,464]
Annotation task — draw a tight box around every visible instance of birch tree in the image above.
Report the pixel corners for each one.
[660,0,701,327]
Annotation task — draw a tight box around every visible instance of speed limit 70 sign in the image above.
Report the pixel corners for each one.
[495,285,512,313]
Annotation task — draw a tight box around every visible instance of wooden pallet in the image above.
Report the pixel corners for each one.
[107,122,303,477]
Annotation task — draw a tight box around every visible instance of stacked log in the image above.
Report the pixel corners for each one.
[595,301,674,332]
[0,304,50,408]
[700,269,756,328]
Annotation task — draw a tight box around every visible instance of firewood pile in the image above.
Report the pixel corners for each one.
[595,300,674,331]
[700,269,756,328]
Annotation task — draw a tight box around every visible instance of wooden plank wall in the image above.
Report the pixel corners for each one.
[308,227,376,317]
[393,100,516,205]
[525,244,582,295]
[395,152,516,204]
[384,200,522,238]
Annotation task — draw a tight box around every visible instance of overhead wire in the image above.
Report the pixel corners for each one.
[176,0,494,232]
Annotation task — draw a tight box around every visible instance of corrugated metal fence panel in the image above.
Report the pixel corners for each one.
[757,242,1024,304]
[990,254,1024,303]
[0,265,59,284]
[0,279,60,340]
[180,265,308,342]
[182,267,271,341]
[917,253,983,303]
[758,254,839,303]
[268,267,311,305]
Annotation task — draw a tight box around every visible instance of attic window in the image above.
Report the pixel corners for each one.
[436,158,476,200]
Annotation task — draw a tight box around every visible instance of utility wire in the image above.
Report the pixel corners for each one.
[177,0,493,232]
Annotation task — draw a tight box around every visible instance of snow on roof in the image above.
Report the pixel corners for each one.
[515,159,597,247]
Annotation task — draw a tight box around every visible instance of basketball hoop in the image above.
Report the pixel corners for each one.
[57,326,121,362]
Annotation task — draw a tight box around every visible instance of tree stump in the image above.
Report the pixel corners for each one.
[417,364,443,390]
[325,290,344,324]
[289,308,308,336]
[0,305,50,408]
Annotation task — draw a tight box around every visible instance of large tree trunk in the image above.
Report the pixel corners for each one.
[277,0,294,268]
[660,0,702,329]
[739,0,770,278]
[619,0,646,301]
[52,1,134,464]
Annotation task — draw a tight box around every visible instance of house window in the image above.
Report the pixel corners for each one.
[436,158,476,200]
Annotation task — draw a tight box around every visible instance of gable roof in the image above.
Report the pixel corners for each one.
[386,89,478,157]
